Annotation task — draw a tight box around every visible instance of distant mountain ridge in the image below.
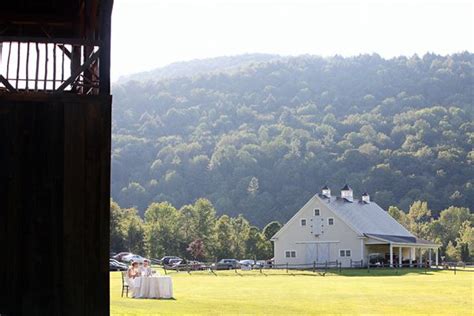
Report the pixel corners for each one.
[118,53,282,82]
[111,52,473,226]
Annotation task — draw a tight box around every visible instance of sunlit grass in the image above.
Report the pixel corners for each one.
[111,268,473,315]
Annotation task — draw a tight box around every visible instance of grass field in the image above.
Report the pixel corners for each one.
[111,268,473,315]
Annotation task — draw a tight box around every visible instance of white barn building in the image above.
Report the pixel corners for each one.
[271,185,440,268]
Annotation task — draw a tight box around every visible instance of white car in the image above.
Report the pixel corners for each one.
[122,254,147,263]
[239,259,256,267]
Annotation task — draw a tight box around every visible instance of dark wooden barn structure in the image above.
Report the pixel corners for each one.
[0,1,113,314]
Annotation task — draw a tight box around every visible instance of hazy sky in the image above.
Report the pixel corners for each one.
[111,0,473,80]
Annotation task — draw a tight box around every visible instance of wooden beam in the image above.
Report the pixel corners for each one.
[56,49,100,92]
[99,0,113,95]
[0,74,15,91]
[0,36,102,46]
[58,44,72,59]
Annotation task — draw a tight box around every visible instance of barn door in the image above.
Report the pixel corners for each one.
[305,244,317,263]
[317,243,330,263]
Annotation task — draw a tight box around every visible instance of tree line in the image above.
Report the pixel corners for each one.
[389,202,473,262]
[111,198,472,262]
[110,198,282,261]
[111,53,473,227]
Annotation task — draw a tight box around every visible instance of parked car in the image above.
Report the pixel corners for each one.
[109,259,128,271]
[113,252,131,261]
[368,252,400,266]
[149,258,162,265]
[212,259,240,270]
[122,254,148,263]
[187,260,207,270]
[255,260,265,268]
[239,259,256,267]
[161,256,182,265]
[368,253,386,266]
[168,258,183,266]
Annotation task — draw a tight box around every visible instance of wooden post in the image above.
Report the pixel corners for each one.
[35,43,39,91]
[286,263,288,273]
[53,44,57,90]
[6,41,11,79]
[44,43,48,90]
[313,261,316,273]
[399,247,402,268]
[418,248,422,267]
[389,244,393,268]
[26,42,30,91]
[61,45,65,82]
[99,0,112,94]
[16,42,20,89]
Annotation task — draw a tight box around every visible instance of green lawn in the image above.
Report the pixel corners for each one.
[111,268,473,315]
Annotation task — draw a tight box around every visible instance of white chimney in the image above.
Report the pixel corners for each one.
[341,184,353,202]
[321,185,331,198]
[361,192,370,203]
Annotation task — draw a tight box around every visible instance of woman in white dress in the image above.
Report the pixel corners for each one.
[127,261,140,296]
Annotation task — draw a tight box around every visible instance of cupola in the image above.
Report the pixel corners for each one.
[321,185,331,198]
[361,192,370,203]
[340,184,353,202]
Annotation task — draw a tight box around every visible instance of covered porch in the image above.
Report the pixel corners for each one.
[364,234,440,268]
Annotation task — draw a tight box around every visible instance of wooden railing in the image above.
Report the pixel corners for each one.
[0,38,101,95]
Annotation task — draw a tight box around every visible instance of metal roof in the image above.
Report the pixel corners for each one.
[366,234,416,243]
[319,195,414,237]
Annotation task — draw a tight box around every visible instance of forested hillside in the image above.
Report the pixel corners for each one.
[111,53,473,227]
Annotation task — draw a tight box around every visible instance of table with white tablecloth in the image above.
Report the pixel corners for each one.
[133,276,173,299]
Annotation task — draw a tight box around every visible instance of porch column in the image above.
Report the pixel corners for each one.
[435,248,439,266]
[410,247,415,267]
[360,238,364,264]
[428,249,432,267]
[418,248,422,266]
[398,247,402,267]
[389,243,393,268]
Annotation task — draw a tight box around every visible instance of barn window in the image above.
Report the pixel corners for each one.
[301,219,306,226]
[285,250,297,258]
[314,209,320,216]
[285,251,291,258]
[328,218,334,225]
[339,249,351,257]
[291,251,296,258]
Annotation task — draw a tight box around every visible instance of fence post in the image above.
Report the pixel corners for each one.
[313,261,316,273]
[286,263,288,273]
